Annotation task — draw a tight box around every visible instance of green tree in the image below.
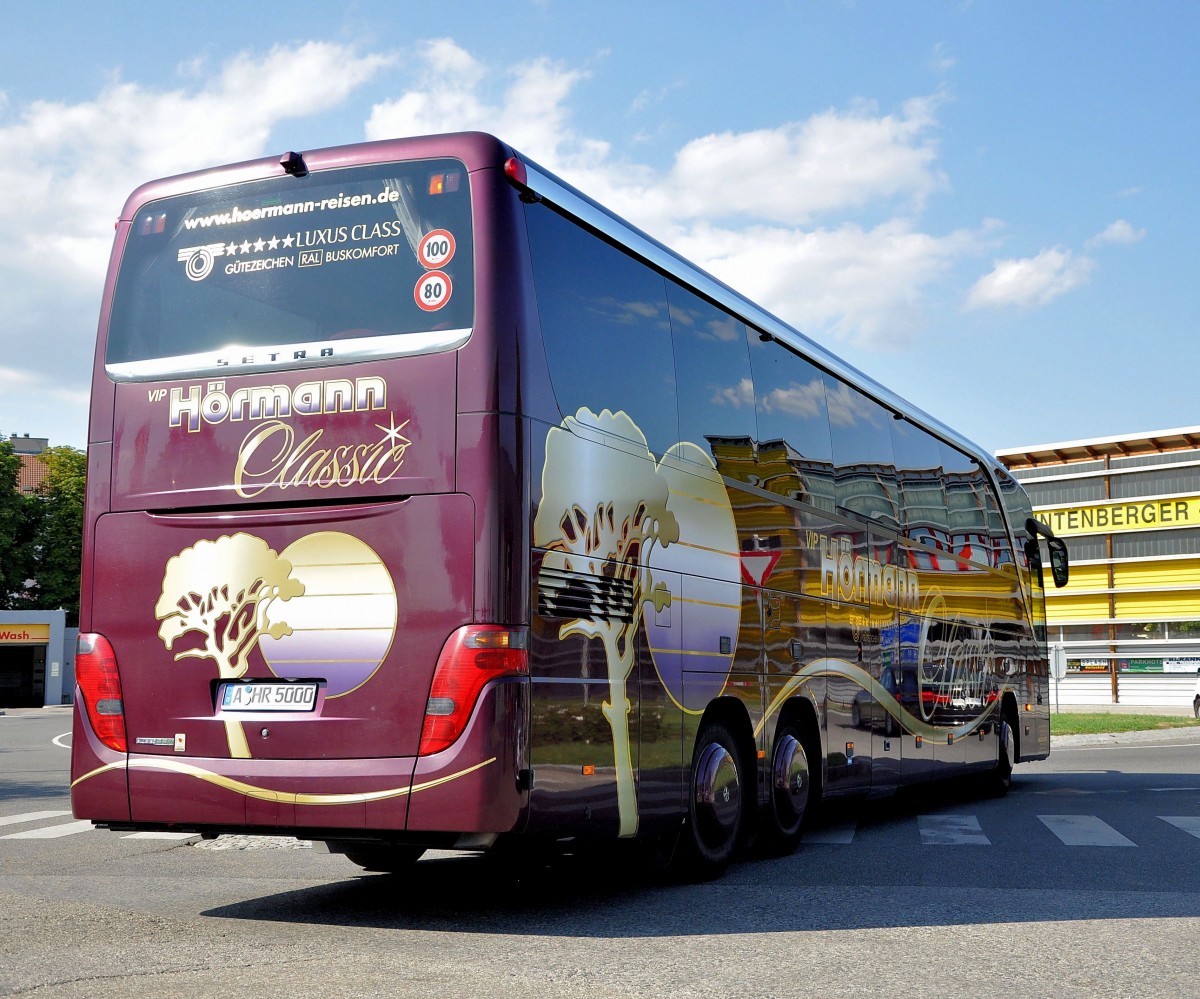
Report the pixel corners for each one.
[0,438,41,610]
[29,446,87,625]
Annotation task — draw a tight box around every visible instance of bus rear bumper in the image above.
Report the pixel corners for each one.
[71,680,529,839]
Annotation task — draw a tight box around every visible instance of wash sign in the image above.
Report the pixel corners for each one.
[0,624,50,644]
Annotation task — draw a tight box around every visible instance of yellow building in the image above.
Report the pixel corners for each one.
[996,427,1200,707]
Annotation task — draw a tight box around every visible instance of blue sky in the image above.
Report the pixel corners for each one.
[1,1,1197,453]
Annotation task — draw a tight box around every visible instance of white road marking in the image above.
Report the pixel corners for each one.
[122,832,199,841]
[0,810,72,828]
[1053,741,1200,752]
[2,819,95,840]
[919,814,991,845]
[1161,816,1200,839]
[52,732,71,749]
[1039,814,1136,846]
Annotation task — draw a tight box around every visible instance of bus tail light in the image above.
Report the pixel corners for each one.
[75,633,127,753]
[419,626,528,756]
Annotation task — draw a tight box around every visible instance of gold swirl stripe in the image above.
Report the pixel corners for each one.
[71,756,496,806]
[754,657,1001,742]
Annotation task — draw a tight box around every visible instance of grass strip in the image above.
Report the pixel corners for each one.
[1051,713,1200,736]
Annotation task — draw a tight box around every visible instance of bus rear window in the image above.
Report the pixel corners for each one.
[106,158,473,379]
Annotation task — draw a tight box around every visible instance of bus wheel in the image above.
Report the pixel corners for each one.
[988,707,1018,797]
[343,845,426,873]
[760,721,811,855]
[677,719,746,878]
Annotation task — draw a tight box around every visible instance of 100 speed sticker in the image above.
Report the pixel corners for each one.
[418,229,456,269]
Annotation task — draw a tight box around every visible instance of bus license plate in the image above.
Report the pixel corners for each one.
[220,682,318,712]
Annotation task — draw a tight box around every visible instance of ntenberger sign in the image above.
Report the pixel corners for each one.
[1038,495,1200,537]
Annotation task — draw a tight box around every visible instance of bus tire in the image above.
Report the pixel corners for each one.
[675,719,746,879]
[988,706,1019,797]
[759,720,812,856]
[343,845,426,873]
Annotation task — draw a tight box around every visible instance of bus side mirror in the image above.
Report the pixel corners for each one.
[1047,537,1069,588]
[1024,538,1042,576]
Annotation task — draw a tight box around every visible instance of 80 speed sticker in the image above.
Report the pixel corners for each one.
[414,270,452,311]
[418,229,456,269]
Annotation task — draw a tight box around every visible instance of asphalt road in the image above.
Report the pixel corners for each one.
[3,707,1200,998]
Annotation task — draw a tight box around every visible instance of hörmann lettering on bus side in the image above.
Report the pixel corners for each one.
[818,535,920,612]
[168,377,387,433]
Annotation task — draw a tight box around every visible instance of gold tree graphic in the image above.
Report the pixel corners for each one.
[155,533,305,758]
[534,409,680,837]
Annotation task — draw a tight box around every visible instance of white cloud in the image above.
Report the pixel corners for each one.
[825,379,886,429]
[0,366,89,442]
[661,96,946,227]
[713,377,756,409]
[965,247,1095,310]
[760,378,828,419]
[930,43,958,74]
[0,41,391,445]
[1,39,1019,444]
[1087,219,1146,248]
[369,54,966,348]
[674,219,979,348]
[365,40,591,170]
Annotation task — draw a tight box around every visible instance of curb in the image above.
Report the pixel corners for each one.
[1051,726,1200,748]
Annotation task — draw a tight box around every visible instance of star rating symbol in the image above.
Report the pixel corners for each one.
[282,234,295,248]
[267,236,280,250]
[375,413,412,449]
[253,238,265,252]
[240,240,251,254]
[226,242,238,255]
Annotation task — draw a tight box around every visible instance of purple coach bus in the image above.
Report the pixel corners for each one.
[70,132,1068,877]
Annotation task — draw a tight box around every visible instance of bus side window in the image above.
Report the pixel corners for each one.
[890,418,948,569]
[525,203,679,455]
[824,374,899,529]
[941,442,992,570]
[746,336,835,512]
[666,281,757,466]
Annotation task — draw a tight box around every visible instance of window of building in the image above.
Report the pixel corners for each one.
[1109,465,1200,499]
[1013,460,1105,480]
[1112,527,1200,559]
[1110,449,1200,470]
[1022,478,1107,505]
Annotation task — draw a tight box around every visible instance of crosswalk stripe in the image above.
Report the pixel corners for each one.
[122,832,199,841]
[1160,816,1200,839]
[1039,814,1136,846]
[2,819,95,840]
[8,811,1200,849]
[806,822,857,844]
[919,814,991,845]
[0,810,72,828]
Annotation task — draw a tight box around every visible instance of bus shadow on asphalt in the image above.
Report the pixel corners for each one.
[201,772,1200,934]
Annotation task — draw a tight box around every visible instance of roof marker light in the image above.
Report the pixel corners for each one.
[503,156,528,187]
